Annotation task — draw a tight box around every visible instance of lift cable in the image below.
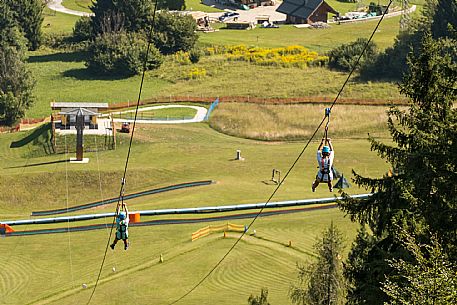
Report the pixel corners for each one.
[168,1,394,304]
[86,1,159,303]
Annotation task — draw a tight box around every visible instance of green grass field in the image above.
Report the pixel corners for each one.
[0,122,388,216]
[26,49,403,119]
[0,208,359,305]
[201,16,401,51]
[1,101,392,304]
[113,106,198,120]
[42,8,80,35]
[1,5,408,303]
[61,0,93,13]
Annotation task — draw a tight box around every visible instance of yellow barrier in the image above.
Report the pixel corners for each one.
[191,223,245,241]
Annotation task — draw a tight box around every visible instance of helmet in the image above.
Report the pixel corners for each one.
[322,146,330,153]
[119,212,126,220]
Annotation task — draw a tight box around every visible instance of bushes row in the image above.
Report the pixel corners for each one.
[70,11,198,77]
[327,38,378,72]
[86,32,163,77]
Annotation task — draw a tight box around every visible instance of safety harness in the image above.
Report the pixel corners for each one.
[320,108,332,180]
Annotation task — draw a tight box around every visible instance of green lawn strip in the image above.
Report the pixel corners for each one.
[42,8,80,35]
[61,0,92,13]
[186,0,224,12]
[0,209,358,305]
[26,48,171,118]
[1,123,388,217]
[200,15,401,50]
[113,106,198,120]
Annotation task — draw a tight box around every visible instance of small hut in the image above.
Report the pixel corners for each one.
[276,0,339,24]
[51,102,108,130]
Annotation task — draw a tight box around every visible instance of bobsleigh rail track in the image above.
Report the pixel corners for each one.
[2,194,371,236]
[31,180,215,216]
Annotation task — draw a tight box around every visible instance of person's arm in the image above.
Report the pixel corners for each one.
[327,138,334,151]
[123,203,129,215]
[318,138,325,150]
[317,138,324,162]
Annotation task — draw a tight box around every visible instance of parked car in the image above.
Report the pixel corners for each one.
[219,12,240,22]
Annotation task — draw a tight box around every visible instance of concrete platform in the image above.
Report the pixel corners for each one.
[69,158,89,164]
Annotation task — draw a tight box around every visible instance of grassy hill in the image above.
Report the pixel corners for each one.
[0,113,391,304]
[1,208,359,305]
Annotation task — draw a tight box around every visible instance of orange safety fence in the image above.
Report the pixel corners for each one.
[108,95,407,111]
[191,223,245,241]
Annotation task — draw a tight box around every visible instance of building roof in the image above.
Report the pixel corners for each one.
[277,0,337,20]
[59,107,100,116]
[51,102,109,109]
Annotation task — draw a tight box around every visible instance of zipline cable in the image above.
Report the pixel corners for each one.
[86,1,159,303]
[168,1,394,304]
[64,134,76,292]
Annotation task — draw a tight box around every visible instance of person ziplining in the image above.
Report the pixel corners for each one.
[110,202,129,250]
[312,108,335,192]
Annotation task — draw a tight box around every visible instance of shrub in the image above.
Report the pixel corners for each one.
[86,31,163,77]
[73,17,93,42]
[90,0,154,35]
[189,47,203,63]
[42,32,89,51]
[327,38,378,72]
[185,67,206,79]
[173,51,191,65]
[153,11,198,55]
[5,0,44,50]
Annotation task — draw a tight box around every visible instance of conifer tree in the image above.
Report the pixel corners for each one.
[382,230,457,305]
[289,222,346,305]
[340,36,457,304]
[5,0,44,50]
[0,1,35,125]
[248,288,271,305]
[90,0,153,35]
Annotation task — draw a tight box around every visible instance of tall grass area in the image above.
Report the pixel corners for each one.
[210,103,393,140]
[155,55,403,102]
[25,49,403,118]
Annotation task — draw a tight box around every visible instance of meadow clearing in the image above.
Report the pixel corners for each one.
[27,5,413,119]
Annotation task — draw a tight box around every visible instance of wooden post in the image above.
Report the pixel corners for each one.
[51,114,56,153]
[111,115,116,150]
[75,109,84,161]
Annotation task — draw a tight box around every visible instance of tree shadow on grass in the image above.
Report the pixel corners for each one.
[10,124,55,156]
[62,67,133,81]
[4,159,67,169]
[10,124,50,148]
[28,51,87,63]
